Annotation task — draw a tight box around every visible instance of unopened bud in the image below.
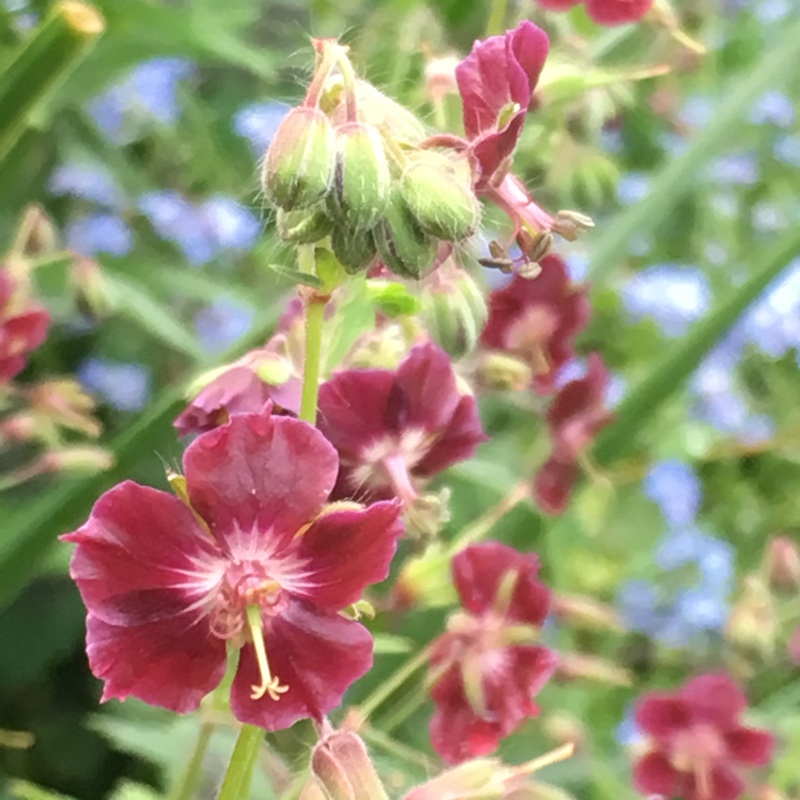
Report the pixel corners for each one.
[477,352,533,392]
[311,730,389,800]
[400,153,480,242]
[551,593,623,632]
[0,414,37,443]
[726,576,778,656]
[277,205,333,245]
[262,107,336,210]
[375,187,437,279]
[330,122,390,230]
[422,265,488,359]
[765,536,800,591]
[72,257,113,319]
[552,210,594,242]
[404,487,452,541]
[298,779,328,800]
[330,226,378,275]
[555,653,632,687]
[41,446,113,474]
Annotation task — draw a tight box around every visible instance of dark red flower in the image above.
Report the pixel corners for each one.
[481,255,590,395]
[428,542,557,764]
[536,0,653,26]
[456,21,549,188]
[633,673,775,800]
[533,353,613,514]
[317,341,486,504]
[0,269,50,383]
[174,348,301,436]
[63,411,403,729]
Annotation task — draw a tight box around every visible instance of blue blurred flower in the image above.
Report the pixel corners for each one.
[66,213,133,257]
[750,91,796,128]
[679,94,714,129]
[623,265,711,337]
[195,298,255,354]
[138,191,260,265]
[710,152,759,187]
[564,251,589,282]
[49,162,127,210]
[88,58,195,144]
[615,709,643,748]
[644,461,702,527]
[599,128,623,155]
[710,192,739,219]
[233,101,290,154]
[616,173,649,206]
[655,529,734,585]
[774,135,800,168]
[753,0,791,23]
[77,358,151,412]
[741,260,800,357]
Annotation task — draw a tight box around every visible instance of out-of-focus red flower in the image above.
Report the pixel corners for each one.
[0,269,50,383]
[789,626,800,664]
[633,673,775,800]
[174,349,301,436]
[427,542,557,764]
[536,0,653,26]
[63,411,403,730]
[317,341,486,504]
[534,353,613,514]
[481,255,590,395]
[455,20,549,188]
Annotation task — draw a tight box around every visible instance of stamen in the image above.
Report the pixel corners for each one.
[245,604,289,701]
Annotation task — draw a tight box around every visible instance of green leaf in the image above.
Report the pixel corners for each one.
[104,274,206,363]
[594,224,800,464]
[587,12,800,285]
[0,1,105,163]
[266,262,323,288]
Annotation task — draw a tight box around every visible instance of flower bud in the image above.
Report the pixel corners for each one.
[330,226,378,275]
[330,122,390,230]
[476,352,533,392]
[726,576,778,656]
[262,107,336,210]
[765,536,800,591]
[277,205,333,245]
[375,187,437,279]
[555,653,632,687]
[551,592,623,632]
[421,264,488,359]
[402,759,500,800]
[400,153,480,242]
[311,730,389,800]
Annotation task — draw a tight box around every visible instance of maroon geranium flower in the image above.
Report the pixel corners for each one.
[317,341,486,504]
[533,353,614,514]
[633,673,775,800]
[175,349,301,436]
[428,542,557,764]
[481,255,590,395]
[536,0,653,26]
[454,22,592,256]
[456,20,549,188]
[63,411,403,730]
[0,269,50,383]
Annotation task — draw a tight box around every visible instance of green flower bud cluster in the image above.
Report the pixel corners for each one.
[261,78,482,280]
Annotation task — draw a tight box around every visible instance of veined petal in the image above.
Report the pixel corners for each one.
[634,695,692,740]
[681,673,747,728]
[86,612,226,714]
[63,481,223,625]
[685,766,744,800]
[183,412,338,555]
[282,501,403,611]
[632,751,682,796]
[725,726,775,766]
[230,599,373,730]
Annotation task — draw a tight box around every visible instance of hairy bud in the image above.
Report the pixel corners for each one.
[765,536,800,592]
[330,122,390,230]
[262,107,336,210]
[400,152,480,242]
[311,730,389,800]
[277,205,333,245]
[330,226,378,275]
[375,187,437,279]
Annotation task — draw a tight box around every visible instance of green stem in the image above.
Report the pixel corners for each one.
[485,0,509,37]
[216,724,264,800]
[356,642,433,721]
[169,722,215,800]
[300,297,326,425]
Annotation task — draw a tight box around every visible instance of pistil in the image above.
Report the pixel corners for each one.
[245,604,289,701]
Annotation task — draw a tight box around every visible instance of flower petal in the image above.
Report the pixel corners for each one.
[681,672,747,728]
[725,725,775,766]
[533,455,579,515]
[685,766,744,800]
[184,412,338,553]
[230,598,373,730]
[452,541,550,624]
[281,500,403,611]
[634,695,692,739]
[585,0,653,26]
[86,612,226,714]
[63,481,222,625]
[632,751,682,795]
